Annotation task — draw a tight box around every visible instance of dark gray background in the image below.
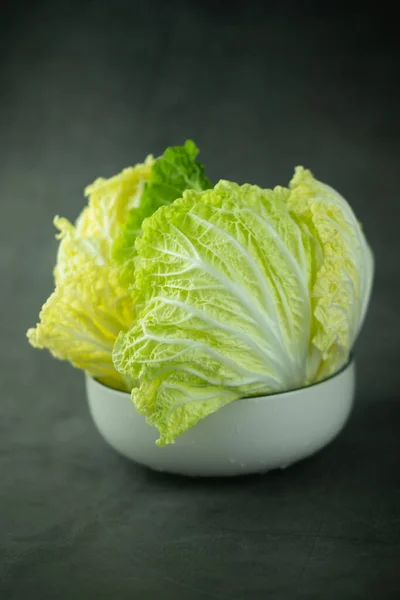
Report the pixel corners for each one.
[1,1,399,598]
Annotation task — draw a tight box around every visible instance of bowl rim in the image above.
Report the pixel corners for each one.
[87,355,354,401]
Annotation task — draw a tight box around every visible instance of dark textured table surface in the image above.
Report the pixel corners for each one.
[1,2,399,598]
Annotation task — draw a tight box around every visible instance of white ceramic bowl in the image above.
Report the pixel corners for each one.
[85,359,355,477]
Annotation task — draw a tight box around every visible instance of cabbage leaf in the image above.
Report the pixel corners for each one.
[113,172,373,444]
